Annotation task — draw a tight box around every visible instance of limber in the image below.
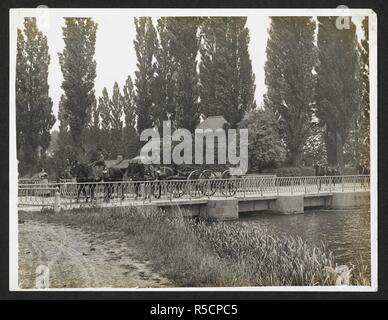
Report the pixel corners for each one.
[18,207,369,287]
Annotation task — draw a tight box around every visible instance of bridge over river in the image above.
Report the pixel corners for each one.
[17,175,370,220]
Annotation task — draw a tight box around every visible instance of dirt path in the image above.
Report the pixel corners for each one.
[18,220,172,289]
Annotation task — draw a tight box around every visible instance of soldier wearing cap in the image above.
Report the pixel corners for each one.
[38,168,48,179]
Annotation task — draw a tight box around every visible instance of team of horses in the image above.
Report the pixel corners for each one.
[56,161,156,203]
[57,161,370,202]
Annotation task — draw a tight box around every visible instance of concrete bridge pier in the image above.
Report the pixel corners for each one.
[269,194,304,214]
[330,191,370,209]
[201,198,239,221]
[202,194,306,219]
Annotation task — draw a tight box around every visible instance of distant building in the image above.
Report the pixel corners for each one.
[196,115,228,131]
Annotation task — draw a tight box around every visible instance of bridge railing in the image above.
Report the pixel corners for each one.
[274,175,370,194]
[18,182,59,207]
[17,175,370,210]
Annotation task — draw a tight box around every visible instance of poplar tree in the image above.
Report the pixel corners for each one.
[237,18,256,122]
[16,18,55,173]
[168,17,201,132]
[58,94,69,134]
[315,16,360,169]
[95,88,110,156]
[133,17,157,134]
[152,17,176,131]
[53,93,78,166]
[357,17,370,167]
[98,87,111,132]
[199,17,223,117]
[86,97,100,153]
[199,17,256,128]
[57,94,73,150]
[58,18,97,150]
[264,17,317,166]
[90,97,100,130]
[123,75,136,130]
[109,82,124,157]
[122,75,140,158]
[110,82,123,131]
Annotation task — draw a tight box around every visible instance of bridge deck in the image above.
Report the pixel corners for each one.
[17,189,365,212]
[17,175,370,213]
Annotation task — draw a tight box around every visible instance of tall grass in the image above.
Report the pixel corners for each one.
[19,206,370,287]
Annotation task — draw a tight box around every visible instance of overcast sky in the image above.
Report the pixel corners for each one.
[11,9,365,131]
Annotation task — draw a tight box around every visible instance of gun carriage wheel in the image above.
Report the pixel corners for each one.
[199,169,217,197]
[221,170,238,197]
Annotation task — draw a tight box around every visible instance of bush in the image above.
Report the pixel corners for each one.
[300,166,316,176]
[260,168,277,175]
[344,166,358,175]
[276,167,302,177]
[262,166,316,177]
[239,109,286,172]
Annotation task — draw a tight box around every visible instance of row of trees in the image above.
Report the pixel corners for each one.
[16,17,257,174]
[244,16,370,171]
[46,18,138,168]
[16,16,369,176]
[55,16,257,170]
[133,17,256,133]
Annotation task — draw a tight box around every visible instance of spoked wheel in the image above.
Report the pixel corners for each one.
[221,170,238,197]
[200,169,217,197]
[187,170,203,198]
[187,170,201,180]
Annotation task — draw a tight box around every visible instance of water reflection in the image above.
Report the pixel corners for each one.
[238,208,371,268]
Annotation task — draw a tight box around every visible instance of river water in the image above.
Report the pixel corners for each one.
[238,208,371,270]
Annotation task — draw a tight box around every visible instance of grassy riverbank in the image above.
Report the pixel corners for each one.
[19,207,370,287]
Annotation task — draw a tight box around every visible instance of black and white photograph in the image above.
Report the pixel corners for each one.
[9,7,377,292]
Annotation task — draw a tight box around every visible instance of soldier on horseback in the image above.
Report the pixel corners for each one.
[89,148,106,168]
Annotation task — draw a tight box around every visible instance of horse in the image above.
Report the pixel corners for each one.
[123,163,145,200]
[101,167,126,201]
[70,161,102,203]
[56,167,73,183]
[55,167,73,193]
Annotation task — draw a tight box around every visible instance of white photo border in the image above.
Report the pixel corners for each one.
[9,8,378,292]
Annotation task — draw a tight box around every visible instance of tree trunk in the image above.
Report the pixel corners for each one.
[325,131,337,166]
[354,116,360,167]
[24,143,37,169]
[336,132,344,172]
[291,149,302,167]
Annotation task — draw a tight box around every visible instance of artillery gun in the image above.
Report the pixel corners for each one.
[149,164,239,199]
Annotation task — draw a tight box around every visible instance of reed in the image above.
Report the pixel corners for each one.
[19,206,370,287]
